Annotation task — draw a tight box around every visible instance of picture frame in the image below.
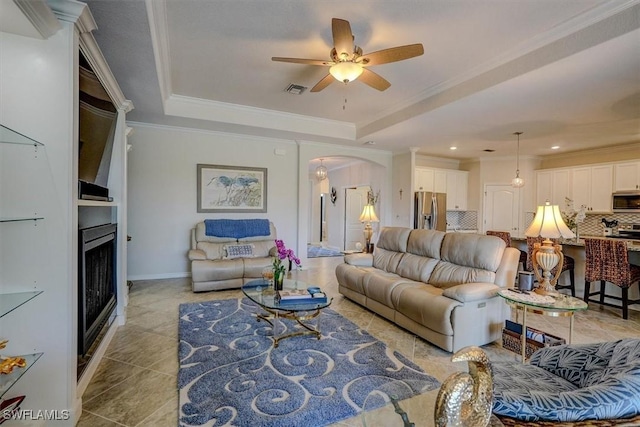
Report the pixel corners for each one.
[197,164,267,213]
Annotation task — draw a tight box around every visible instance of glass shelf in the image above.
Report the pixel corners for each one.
[0,353,43,398]
[0,217,44,223]
[0,291,43,319]
[0,124,43,147]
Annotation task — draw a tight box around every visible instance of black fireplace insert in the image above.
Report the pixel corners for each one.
[78,223,117,355]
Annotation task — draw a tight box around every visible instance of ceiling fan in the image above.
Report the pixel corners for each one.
[272,18,424,92]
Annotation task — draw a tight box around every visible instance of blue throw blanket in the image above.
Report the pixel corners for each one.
[204,219,270,239]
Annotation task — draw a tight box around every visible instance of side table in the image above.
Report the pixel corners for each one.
[498,289,588,363]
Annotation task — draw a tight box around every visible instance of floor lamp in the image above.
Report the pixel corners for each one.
[359,204,379,253]
[525,201,575,295]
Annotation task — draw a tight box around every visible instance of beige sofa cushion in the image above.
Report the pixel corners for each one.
[428,262,496,289]
[396,253,439,283]
[249,240,274,258]
[440,233,505,271]
[197,242,227,260]
[373,247,405,273]
[393,284,462,336]
[406,229,445,259]
[376,227,412,253]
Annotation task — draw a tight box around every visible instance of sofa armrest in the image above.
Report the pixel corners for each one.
[442,282,500,303]
[344,253,373,267]
[269,246,277,257]
[188,249,207,261]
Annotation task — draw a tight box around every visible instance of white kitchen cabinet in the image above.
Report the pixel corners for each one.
[614,162,640,191]
[415,167,447,193]
[415,167,432,191]
[571,165,613,213]
[535,169,570,206]
[434,169,447,193]
[446,170,468,210]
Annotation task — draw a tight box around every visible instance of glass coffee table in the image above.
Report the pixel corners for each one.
[242,278,332,347]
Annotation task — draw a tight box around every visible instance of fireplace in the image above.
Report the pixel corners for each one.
[78,223,117,355]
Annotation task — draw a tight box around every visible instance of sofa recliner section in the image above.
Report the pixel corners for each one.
[188,221,277,292]
[336,227,519,352]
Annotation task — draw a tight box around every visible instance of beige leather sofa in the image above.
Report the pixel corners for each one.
[188,221,276,292]
[336,227,519,352]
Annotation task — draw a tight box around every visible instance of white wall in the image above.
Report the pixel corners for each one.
[127,126,393,278]
[392,152,412,227]
[127,124,301,279]
[323,161,386,250]
[1,25,77,418]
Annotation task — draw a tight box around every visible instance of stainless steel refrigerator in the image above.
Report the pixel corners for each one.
[414,191,447,231]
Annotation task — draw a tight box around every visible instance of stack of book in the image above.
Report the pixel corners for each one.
[278,287,328,304]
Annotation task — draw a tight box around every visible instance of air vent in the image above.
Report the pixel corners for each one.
[483,149,495,152]
[285,84,307,95]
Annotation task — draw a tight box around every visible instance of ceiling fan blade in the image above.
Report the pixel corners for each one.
[332,18,354,59]
[271,57,332,66]
[360,44,424,66]
[359,68,391,91]
[310,74,335,92]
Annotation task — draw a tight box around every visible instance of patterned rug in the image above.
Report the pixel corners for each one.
[178,298,439,426]
[307,245,343,258]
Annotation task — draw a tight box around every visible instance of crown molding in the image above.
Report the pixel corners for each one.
[145,0,172,107]
[12,0,61,38]
[47,0,86,25]
[164,94,355,141]
[127,120,301,146]
[539,141,640,161]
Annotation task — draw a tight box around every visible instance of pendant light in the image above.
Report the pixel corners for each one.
[511,132,525,188]
[315,158,328,181]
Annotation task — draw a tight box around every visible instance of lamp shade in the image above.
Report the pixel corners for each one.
[330,61,363,83]
[359,204,379,223]
[525,201,575,238]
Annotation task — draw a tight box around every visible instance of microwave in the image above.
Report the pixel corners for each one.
[612,191,640,212]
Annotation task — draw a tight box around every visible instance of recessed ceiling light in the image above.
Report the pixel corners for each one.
[551,145,560,150]
[450,146,457,150]
[483,149,495,153]
[364,141,375,145]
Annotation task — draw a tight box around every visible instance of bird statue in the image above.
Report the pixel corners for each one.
[434,346,493,427]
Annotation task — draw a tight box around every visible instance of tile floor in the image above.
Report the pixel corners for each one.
[77,256,640,426]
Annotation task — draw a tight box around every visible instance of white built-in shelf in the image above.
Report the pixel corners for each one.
[0,217,44,223]
[0,124,43,147]
[77,200,116,207]
[0,353,44,398]
[0,291,43,319]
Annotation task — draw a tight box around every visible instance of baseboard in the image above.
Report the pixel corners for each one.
[127,272,191,281]
[76,315,120,397]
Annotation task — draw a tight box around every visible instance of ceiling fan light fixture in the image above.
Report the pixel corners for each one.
[316,159,328,181]
[329,61,363,83]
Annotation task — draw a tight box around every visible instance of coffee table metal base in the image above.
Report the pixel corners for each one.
[256,306,322,348]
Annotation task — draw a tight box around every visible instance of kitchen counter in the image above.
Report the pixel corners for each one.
[510,234,640,307]
[511,235,640,252]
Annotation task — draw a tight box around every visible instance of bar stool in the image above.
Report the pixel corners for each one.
[584,238,640,320]
[526,236,576,296]
[486,231,527,270]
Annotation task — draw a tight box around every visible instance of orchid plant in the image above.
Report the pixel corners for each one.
[273,239,301,277]
[561,197,586,231]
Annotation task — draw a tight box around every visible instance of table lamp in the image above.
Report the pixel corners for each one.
[359,204,379,253]
[525,201,575,295]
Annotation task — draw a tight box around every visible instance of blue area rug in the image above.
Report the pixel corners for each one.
[307,245,343,258]
[178,298,439,427]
